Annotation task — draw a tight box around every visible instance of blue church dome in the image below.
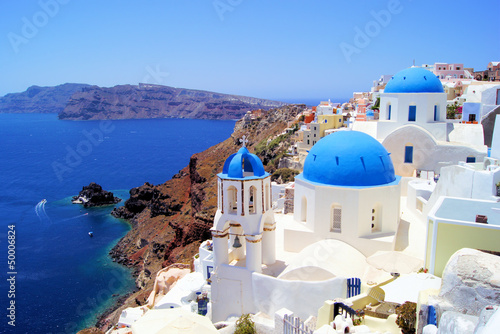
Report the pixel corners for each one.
[384,67,444,93]
[302,131,397,187]
[219,146,268,180]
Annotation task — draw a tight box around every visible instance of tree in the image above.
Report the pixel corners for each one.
[447,101,459,119]
[370,97,380,111]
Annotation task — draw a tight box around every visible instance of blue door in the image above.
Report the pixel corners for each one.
[408,105,416,121]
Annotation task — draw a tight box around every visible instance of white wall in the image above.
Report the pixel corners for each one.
[379,92,447,127]
[252,272,347,320]
[492,115,500,159]
[481,85,500,106]
[425,165,500,217]
[382,125,487,177]
[448,123,485,147]
[292,178,400,256]
[462,102,481,122]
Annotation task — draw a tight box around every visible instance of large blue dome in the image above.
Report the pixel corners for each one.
[302,131,396,187]
[219,146,268,180]
[384,67,444,93]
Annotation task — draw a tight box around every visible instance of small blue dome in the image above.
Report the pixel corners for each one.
[302,131,396,187]
[384,67,444,93]
[219,146,268,179]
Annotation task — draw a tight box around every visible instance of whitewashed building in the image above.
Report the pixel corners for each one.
[353,67,488,176]
[287,131,401,256]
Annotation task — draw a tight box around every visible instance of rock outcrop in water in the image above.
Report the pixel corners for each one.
[0,83,90,114]
[72,182,121,208]
[59,83,287,120]
[96,104,305,331]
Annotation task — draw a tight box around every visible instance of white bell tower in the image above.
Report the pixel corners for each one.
[211,136,276,273]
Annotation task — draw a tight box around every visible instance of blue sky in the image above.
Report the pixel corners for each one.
[1,0,499,102]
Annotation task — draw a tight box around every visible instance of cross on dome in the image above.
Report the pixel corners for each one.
[240,135,249,147]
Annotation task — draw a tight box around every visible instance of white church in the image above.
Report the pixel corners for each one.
[353,67,488,177]
[286,131,402,256]
[204,132,403,322]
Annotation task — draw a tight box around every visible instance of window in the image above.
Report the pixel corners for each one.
[408,105,416,122]
[265,184,270,211]
[469,114,476,122]
[371,205,381,232]
[249,186,256,214]
[228,186,238,213]
[331,204,342,233]
[307,140,310,145]
[457,67,461,70]
[207,266,213,284]
[434,105,438,121]
[404,145,413,163]
[387,104,391,120]
[466,156,476,163]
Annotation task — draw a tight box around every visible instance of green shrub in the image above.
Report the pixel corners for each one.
[234,314,256,334]
[272,168,300,183]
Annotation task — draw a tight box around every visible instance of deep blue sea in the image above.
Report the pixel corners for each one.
[0,114,235,334]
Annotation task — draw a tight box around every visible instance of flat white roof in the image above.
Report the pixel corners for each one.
[434,197,500,225]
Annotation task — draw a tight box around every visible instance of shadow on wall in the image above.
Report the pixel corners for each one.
[394,219,410,251]
[482,105,500,147]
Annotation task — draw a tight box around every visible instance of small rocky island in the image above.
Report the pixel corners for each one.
[72,182,121,208]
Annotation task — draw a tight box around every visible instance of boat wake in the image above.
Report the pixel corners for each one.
[59,213,89,222]
[35,199,50,223]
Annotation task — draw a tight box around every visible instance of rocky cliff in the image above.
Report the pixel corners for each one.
[95,104,304,331]
[59,83,287,121]
[0,83,90,114]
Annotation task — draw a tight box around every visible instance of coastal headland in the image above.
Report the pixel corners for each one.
[91,104,304,331]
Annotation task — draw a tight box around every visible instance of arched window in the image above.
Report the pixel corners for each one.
[249,186,257,214]
[227,186,238,213]
[404,144,413,164]
[301,196,307,222]
[331,204,342,233]
[265,184,270,211]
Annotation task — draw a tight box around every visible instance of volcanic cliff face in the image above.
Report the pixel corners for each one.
[59,83,287,120]
[97,104,304,330]
[0,83,90,114]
